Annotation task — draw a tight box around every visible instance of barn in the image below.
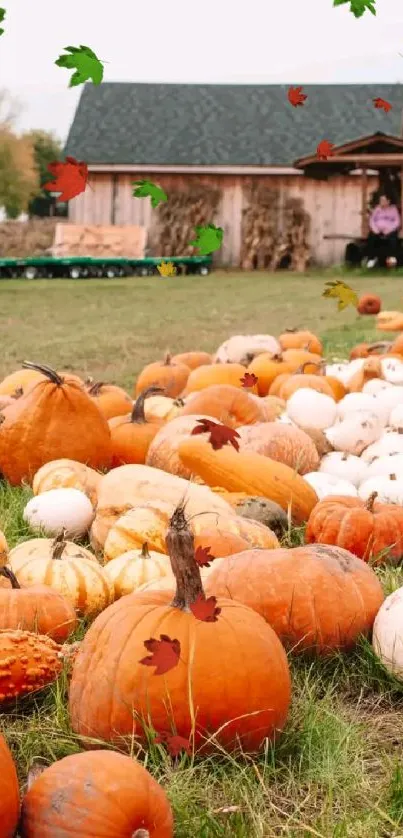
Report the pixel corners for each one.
[64,82,403,268]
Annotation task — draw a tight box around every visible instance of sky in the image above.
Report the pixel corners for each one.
[1,0,403,142]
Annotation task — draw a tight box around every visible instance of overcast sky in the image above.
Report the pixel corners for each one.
[1,0,403,142]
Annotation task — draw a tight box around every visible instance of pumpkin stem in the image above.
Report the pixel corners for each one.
[51,530,67,560]
[132,830,150,838]
[87,381,105,396]
[163,352,172,366]
[12,387,23,399]
[294,361,322,375]
[365,491,378,511]
[390,473,397,481]
[22,361,64,386]
[271,352,284,362]
[165,504,205,611]
[131,386,164,424]
[140,542,150,558]
[0,566,20,589]
[173,397,185,408]
[284,328,297,334]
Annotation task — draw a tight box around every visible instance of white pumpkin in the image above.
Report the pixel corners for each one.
[319,452,368,488]
[286,389,337,431]
[325,359,365,387]
[303,471,358,499]
[389,404,403,432]
[325,410,382,456]
[358,474,403,505]
[23,488,95,538]
[365,453,403,481]
[213,334,280,365]
[381,357,403,384]
[373,587,403,678]
[362,431,403,463]
[336,392,388,426]
[373,385,403,417]
[363,379,394,395]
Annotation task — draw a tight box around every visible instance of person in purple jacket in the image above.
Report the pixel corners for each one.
[366,194,401,268]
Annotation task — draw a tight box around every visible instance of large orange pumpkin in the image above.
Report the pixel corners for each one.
[0,732,19,838]
[180,384,265,427]
[205,544,384,654]
[135,353,190,398]
[20,750,174,838]
[171,350,212,370]
[183,362,253,395]
[278,329,323,355]
[0,362,112,485]
[237,422,320,474]
[109,387,164,466]
[305,492,403,564]
[69,507,291,753]
[146,413,221,478]
[0,566,76,642]
[86,380,133,420]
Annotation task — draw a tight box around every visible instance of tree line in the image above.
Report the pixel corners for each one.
[0,88,65,219]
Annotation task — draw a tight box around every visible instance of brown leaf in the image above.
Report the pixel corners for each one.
[195,545,215,568]
[155,731,191,757]
[190,594,221,623]
[240,372,258,388]
[139,634,180,675]
[191,418,240,451]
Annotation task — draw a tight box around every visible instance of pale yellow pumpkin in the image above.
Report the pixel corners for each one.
[103,543,172,599]
[8,536,113,616]
[143,394,184,422]
[32,459,102,507]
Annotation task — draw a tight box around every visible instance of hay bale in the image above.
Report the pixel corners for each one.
[0,218,66,257]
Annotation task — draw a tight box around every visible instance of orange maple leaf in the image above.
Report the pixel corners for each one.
[191,418,240,451]
[139,635,180,675]
[373,97,392,113]
[190,594,221,623]
[195,545,215,568]
[43,156,89,202]
[287,86,307,107]
[316,140,335,160]
[240,372,258,389]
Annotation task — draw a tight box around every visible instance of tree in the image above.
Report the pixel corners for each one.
[26,130,66,217]
[0,127,38,218]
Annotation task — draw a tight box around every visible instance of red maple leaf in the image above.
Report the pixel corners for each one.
[316,140,335,160]
[287,86,307,107]
[191,418,240,451]
[155,732,191,757]
[43,156,89,202]
[195,545,215,568]
[190,594,221,623]
[373,97,392,113]
[240,372,258,389]
[139,635,180,675]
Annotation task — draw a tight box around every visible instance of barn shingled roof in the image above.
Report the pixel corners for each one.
[64,83,403,166]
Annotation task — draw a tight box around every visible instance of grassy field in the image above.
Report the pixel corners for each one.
[2,270,403,837]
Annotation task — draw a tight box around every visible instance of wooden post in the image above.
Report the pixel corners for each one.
[361,168,368,238]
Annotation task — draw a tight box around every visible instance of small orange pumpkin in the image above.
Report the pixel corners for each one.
[183,362,253,395]
[248,350,322,396]
[135,352,190,398]
[171,350,212,370]
[108,387,164,466]
[279,329,323,355]
[0,629,63,701]
[274,364,334,401]
[86,380,133,420]
[347,357,384,392]
[180,384,266,427]
[390,334,403,355]
[0,566,77,642]
[357,294,382,316]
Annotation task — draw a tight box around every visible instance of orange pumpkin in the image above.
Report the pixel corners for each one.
[390,334,403,355]
[0,362,112,485]
[325,375,348,401]
[86,380,133,420]
[279,329,323,355]
[108,387,164,466]
[205,544,384,654]
[305,492,403,564]
[183,362,253,395]
[0,566,76,642]
[171,350,212,370]
[274,365,334,401]
[248,350,322,396]
[193,528,251,559]
[0,629,63,701]
[349,342,371,360]
[357,294,382,316]
[20,751,174,838]
[146,413,221,478]
[377,311,403,332]
[180,384,266,427]
[135,352,190,398]
[0,732,19,838]
[32,459,102,507]
[0,367,45,397]
[237,422,320,474]
[69,507,291,753]
[347,357,383,392]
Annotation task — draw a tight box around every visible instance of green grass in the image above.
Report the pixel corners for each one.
[2,270,403,836]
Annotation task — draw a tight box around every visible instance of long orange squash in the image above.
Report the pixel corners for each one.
[178,437,318,524]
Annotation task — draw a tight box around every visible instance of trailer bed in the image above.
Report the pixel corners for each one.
[0,255,212,280]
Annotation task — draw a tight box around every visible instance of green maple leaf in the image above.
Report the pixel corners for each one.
[333,0,376,17]
[55,45,104,87]
[322,280,359,311]
[0,8,5,36]
[188,224,224,255]
[132,180,168,208]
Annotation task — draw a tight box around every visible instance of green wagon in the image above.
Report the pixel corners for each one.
[0,254,213,280]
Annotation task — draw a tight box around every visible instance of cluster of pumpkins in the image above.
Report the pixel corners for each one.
[3,311,403,835]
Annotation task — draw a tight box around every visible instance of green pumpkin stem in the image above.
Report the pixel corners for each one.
[165,505,205,611]
[0,566,20,589]
[22,361,64,387]
[131,386,164,424]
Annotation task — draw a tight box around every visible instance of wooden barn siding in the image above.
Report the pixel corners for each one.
[69,172,378,266]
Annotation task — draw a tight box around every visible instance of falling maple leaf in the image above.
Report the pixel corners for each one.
[373,97,392,113]
[157,261,177,277]
[195,545,215,568]
[322,280,359,311]
[132,180,168,209]
[0,8,6,36]
[287,86,307,107]
[188,224,223,255]
[55,45,104,87]
[240,372,258,389]
[333,0,376,17]
[139,635,180,675]
[316,140,335,160]
[190,594,221,623]
[43,157,88,202]
[191,418,240,451]
[155,732,191,757]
